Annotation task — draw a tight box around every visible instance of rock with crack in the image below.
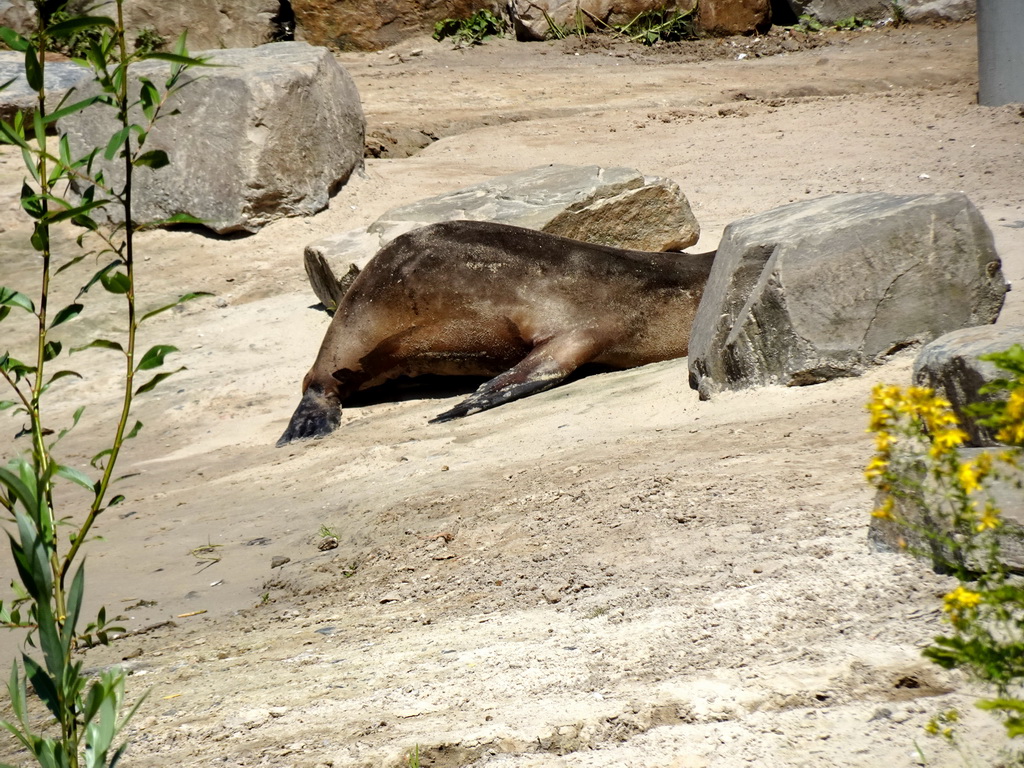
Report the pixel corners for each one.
[304,164,700,310]
[688,192,1008,400]
[59,42,365,235]
[913,324,1024,446]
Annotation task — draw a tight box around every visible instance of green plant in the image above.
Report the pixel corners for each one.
[432,9,507,45]
[0,2,206,766]
[888,2,908,26]
[834,15,869,29]
[796,13,823,31]
[618,7,697,45]
[133,26,166,55]
[866,346,1024,744]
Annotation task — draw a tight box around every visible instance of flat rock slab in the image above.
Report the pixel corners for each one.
[913,325,1024,446]
[0,52,89,123]
[304,164,700,310]
[688,192,1008,399]
[59,42,365,235]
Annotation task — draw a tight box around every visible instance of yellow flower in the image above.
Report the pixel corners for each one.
[928,426,967,458]
[864,455,889,482]
[942,585,982,613]
[957,458,984,495]
[871,497,895,520]
[975,502,1001,532]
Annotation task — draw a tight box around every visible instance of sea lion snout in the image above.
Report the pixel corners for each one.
[277,384,342,446]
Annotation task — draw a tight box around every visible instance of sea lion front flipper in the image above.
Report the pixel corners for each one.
[429,333,602,423]
[277,384,342,446]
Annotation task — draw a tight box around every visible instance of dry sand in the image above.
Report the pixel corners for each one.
[2,20,1024,768]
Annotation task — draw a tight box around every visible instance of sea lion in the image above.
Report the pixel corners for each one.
[278,220,714,446]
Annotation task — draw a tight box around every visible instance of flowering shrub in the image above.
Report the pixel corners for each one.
[866,345,1024,739]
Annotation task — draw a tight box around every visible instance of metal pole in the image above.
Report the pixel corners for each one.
[977,0,1024,106]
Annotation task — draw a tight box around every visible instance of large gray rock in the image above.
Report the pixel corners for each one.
[784,0,888,22]
[59,42,365,235]
[508,0,696,41]
[688,192,1008,400]
[913,326,1024,447]
[305,164,700,310]
[73,0,286,50]
[903,0,975,21]
[0,0,34,36]
[0,52,89,124]
[786,0,973,22]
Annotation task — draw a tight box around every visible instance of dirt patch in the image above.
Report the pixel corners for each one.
[2,19,1024,768]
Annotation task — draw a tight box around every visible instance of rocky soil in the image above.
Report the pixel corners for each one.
[2,20,1024,768]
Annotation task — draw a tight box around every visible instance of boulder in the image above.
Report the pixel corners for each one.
[688,192,1008,400]
[0,52,89,124]
[508,0,696,41]
[697,0,771,36]
[0,0,34,36]
[913,326,1024,447]
[902,0,975,22]
[59,42,365,235]
[292,0,499,51]
[783,0,889,23]
[304,164,700,310]
[72,0,287,50]
[869,448,1024,573]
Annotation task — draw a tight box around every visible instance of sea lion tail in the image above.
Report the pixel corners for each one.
[277,384,342,446]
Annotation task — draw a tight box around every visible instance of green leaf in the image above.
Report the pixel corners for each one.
[140,291,212,322]
[136,344,177,371]
[43,94,102,126]
[90,448,112,469]
[135,367,184,395]
[125,420,143,440]
[71,338,124,354]
[0,286,34,313]
[22,654,60,721]
[48,15,115,40]
[146,51,206,66]
[49,302,83,328]
[54,254,86,277]
[138,77,159,121]
[23,47,41,92]
[0,466,37,514]
[79,259,125,297]
[0,26,29,52]
[0,400,16,411]
[137,212,206,230]
[42,340,61,361]
[103,126,130,161]
[134,148,169,169]
[108,494,125,506]
[30,222,48,252]
[100,270,130,295]
[19,182,43,219]
[63,563,86,651]
[55,464,96,493]
[42,369,83,392]
[0,119,29,150]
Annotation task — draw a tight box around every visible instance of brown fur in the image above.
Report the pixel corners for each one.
[278,220,713,445]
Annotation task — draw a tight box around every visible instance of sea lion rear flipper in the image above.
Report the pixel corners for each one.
[430,334,601,423]
[277,384,342,446]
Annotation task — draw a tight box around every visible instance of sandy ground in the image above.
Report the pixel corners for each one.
[2,20,1024,768]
